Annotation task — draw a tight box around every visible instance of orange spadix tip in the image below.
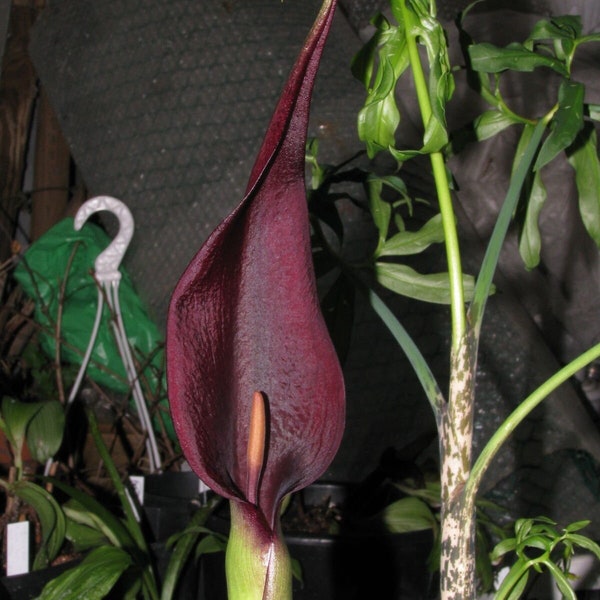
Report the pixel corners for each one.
[247,390,266,504]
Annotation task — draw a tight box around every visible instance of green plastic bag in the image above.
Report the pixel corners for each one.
[14,217,173,438]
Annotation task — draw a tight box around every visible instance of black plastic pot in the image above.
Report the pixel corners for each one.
[0,542,201,600]
[142,471,205,598]
[0,559,81,600]
[143,471,203,541]
[202,483,434,600]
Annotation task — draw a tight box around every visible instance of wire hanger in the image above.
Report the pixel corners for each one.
[65,195,161,473]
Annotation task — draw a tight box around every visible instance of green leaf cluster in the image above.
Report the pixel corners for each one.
[353,0,454,161]
[1,396,65,476]
[492,517,600,600]
[10,480,66,570]
[37,410,222,600]
[347,2,600,598]
[465,14,600,268]
[368,173,475,304]
[0,397,66,570]
[381,474,508,587]
[352,12,406,157]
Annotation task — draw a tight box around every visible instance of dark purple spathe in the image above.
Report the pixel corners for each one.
[166,0,344,531]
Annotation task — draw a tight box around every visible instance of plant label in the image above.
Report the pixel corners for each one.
[126,475,145,522]
[6,521,30,576]
[130,475,145,505]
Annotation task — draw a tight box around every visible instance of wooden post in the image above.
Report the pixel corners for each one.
[0,2,41,260]
[30,86,71,240]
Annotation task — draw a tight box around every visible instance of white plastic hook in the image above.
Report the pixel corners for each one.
[74,196,134,283]
[67,195,161,473]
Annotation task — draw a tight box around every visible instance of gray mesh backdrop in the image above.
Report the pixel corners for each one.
[29,0,600,530]
[30,0,364,326]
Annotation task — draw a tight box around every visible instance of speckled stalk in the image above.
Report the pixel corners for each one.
[440,334,477,600]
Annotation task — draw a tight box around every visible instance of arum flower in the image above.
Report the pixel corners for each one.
[166,1,344,598]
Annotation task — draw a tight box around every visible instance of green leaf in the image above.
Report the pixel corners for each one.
[166,525,223,547]
[535,80,584,170]
[11,480,66,570]
[387,125,447,161]
[405,0,455,121]
[366,287,445,419]
[37,545,133,600]
[193,534,227,559]
[355,18,409,158]
[378,174,410,197]
[469,119,548,333]
[423,114,449,154]
[493,559,530,600]
[579,32,600,45]
[527,16,582,43]
[490,537,518,562]
[63,499,121,548]
[367,174,413,248]
[161,498,220,600]
[375,262,475,304]
[473,110,518,141]
[396,480,441,505]
[544,560,577,600]
[517,533,552,554]
[46,479,136,551]
[382,496,438,534]
[564,520,591,533]
[305,138,326,190]
[518,170,547,269]
[1,397,43,460]
[564,534,600,560]
[388,138,440,163]
[85,410,149,556]
[514,517,534,542]
[377,214,444,258]
[358,58,402,157]
[382,0,453,162]
[291,557,303,584]
[475,525,495,593]
[588,103,600,122]
[468,42,569,76]
[567,125,600,247]
[26,400,65,463]
[368,177,393,254]
[351,12,393,87]
[65,518,110,553]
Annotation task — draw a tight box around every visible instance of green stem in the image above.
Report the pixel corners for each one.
[367,287,445,421]
[464,342,600,505]
[400,0,466,348]
[226,501,292,600]
[495,92,536,126]
[468,113,553,336]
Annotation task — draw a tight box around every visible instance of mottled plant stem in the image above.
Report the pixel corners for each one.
[399,1,478,596]
[440,333,477,599]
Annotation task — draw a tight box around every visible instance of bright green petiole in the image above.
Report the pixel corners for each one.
[399,0,466,349]
[226,501,292,600]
